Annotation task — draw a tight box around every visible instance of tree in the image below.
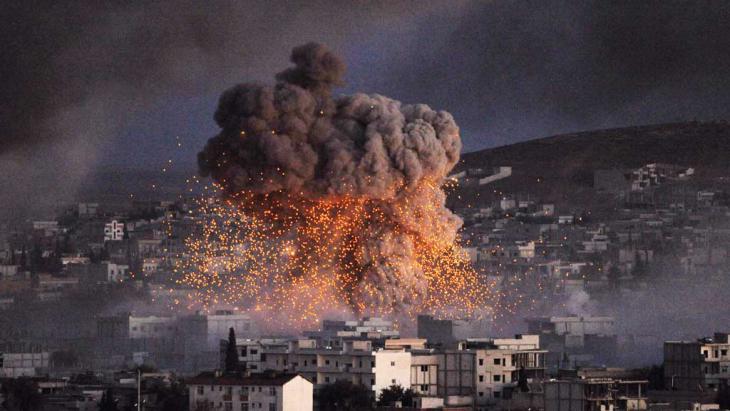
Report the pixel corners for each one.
[19,245,27,270]
[517,366,529,392]
[1,378,42,411]
[318,380,372,410]
[377,384,414,407]
[607,265,621,290]
[224,327,239,373]
[632,252,647,278]
[29,243,43,274]
[98,388,118,411]
[647,364,665,390]
[718,383,730,410]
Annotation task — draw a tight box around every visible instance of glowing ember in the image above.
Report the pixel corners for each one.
[177,43,496,329]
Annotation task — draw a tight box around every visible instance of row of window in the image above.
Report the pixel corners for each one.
[478,374,504,382]
[478,358,507,366]
[195,385,277,395]
[209,401,276,411]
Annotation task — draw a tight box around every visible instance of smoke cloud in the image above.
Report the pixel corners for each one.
[194,43,472,316]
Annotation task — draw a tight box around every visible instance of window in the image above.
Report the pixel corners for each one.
[325,377,330,383]
[251,349,258,355]
[325,360,330,365]
[224,403,233,411]
[390,361,395,366]
[494,375,501,382]
[225,387,232,395]
[420,365,428,372]
[703,350,708,358]
[479,375,484,382]
[391,379,396,384]
[495,391,501,398]
[494,358,501,365]
[304,360,307,366]
[420,384,428,391]
[479,391,484,397]
[196,386,204,395]
[219,386,223,391]
[371,379,375,385]
[479,359,484,366]
[722,349,728,356]
[268,404,276,411]
[269,387,276,395]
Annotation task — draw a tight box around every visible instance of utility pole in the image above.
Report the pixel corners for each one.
[137,368,141,411]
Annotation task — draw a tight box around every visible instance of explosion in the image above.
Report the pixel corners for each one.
[180,43,493,328]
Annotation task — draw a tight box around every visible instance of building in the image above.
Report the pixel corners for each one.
[104,220,125,242]
[178,311,257,372]
[664,333,730,391]
[261,338,411,398]
[188,372,313,411]
[527,316,617,369]
[544,377,647,411]
[461,336,547,410]
[302,317,399,349]
[417,315,488,347]
[222,338,290,373]
[0,351,50,377]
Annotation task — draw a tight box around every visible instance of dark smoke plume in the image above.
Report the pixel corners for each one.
[197,43,464,309]
[199,42,461,201]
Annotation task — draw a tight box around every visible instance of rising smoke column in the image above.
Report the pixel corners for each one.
[191,43,487,324]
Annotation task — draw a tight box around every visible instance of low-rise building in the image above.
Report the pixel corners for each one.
[187,372,313,411]
[664,332,730,391]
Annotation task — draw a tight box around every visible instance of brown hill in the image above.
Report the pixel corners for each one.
[451,121,730,210]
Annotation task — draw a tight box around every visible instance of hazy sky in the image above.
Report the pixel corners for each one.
[3,1,730,214]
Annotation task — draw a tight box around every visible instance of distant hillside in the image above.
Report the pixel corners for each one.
[452,121,730,209]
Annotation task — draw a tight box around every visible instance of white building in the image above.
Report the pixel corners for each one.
[373,349,412,397]
[104,220,125,242]
[188,372,313,411]
[106,262,129,282]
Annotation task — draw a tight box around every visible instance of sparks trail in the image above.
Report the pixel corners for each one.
[179,43,495,329]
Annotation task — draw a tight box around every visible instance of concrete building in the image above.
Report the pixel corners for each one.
[417,315,489,347]
[0,351,49,377]
[188,372,313,411]
[302,317,399,349]
[460,336,547,410]
[527,316,617,369]
[664,333,730,391]
[223,338,290,373]
[104,220,125,242]
[260,338,411,399]
[373,349,412,397]
[544,377,647,411]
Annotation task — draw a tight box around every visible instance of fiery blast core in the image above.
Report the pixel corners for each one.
[181,43,493,329]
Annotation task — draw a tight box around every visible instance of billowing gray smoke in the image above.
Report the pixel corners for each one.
[198,43,464,310]
[199,42,460,200]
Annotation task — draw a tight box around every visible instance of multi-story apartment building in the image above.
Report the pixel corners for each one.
[188,371,313,411]
[664,332,730,391]
[257,338,411,398]
[463,335,547,410]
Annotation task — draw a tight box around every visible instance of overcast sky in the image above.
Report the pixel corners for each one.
[3,1,730,214]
